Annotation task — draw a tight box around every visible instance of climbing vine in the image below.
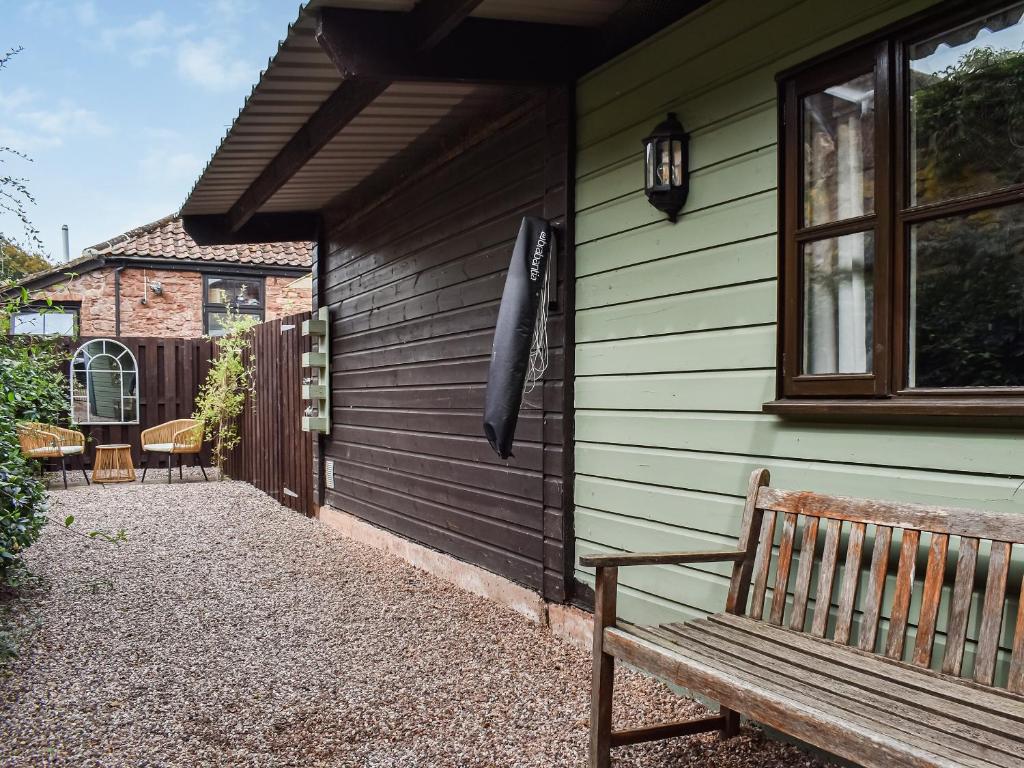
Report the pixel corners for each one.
[193,311,258,479]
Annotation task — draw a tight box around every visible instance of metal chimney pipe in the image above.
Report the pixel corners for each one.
[61,225,70,263]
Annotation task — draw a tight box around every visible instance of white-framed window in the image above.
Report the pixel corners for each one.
[9,304,79,336]
[70,339,139,425]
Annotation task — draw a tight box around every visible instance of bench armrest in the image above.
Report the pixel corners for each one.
[580,549,747,568]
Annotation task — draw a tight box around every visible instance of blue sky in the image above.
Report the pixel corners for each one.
[2,1,299,262]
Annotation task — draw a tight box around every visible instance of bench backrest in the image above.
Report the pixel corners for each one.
[727,469,1024,694]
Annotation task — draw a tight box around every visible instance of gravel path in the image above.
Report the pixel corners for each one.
[1,475,828,768]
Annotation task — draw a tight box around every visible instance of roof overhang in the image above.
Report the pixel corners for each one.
[15,254,311,294]
[180,0,708,245]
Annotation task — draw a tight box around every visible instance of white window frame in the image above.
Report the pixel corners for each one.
[70,339,140,425]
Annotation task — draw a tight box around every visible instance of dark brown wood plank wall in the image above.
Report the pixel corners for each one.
[319,89,572,601]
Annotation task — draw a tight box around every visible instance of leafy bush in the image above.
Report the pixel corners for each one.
[193,311,258,479]
[0,287,71,585]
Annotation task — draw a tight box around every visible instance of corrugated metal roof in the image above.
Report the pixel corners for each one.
[180,1,626,218]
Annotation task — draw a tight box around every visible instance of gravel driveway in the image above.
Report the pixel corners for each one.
[0,475,826,768]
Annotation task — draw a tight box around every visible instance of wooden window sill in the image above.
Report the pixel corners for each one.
[763,398,1024,417]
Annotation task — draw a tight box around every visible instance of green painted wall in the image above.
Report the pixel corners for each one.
[573,0,1022,670]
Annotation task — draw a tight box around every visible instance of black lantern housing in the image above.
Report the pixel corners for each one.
[642,112,689,223]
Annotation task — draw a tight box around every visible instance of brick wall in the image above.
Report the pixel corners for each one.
[33,265,312,338]
[266,274,312,319]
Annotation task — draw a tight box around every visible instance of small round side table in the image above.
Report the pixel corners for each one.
[93,444,137,484]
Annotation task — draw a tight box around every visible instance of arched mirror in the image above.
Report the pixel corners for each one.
[70,339,139,424]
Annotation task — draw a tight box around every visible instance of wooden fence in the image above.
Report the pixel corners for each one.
[75,336,213,468]
[69,320,314,516]
[223,312,315,515]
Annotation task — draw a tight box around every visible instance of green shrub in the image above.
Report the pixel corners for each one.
[194,311,258,479]
[0,288,70,585]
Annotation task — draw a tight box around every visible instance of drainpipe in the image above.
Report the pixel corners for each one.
[114,265,125,336]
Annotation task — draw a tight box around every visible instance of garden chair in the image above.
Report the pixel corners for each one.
[16,422,89,489]
[140,419,208,483]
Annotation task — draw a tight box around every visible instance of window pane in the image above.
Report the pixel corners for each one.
[671,139,684,186]
[655,140,671,189]
[206,311,226,337]
[909,202,1024,388]
[910,4,1024,205]
[803,72,876,226]
[645,142,655,190]
[207,277,262,307]
[43,312,75,336]
[11,312,44,335]
[206,309,261,337]
[802,231,875,374]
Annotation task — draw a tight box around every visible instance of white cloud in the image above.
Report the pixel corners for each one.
[23,104,109,138]
[0,87,110,153]
[176,38,253,92]
[0,86,37,112]
[99,11,195,67]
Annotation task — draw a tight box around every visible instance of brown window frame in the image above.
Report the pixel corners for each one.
[770,0,1024,417]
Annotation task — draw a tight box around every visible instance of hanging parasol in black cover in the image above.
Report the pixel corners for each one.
[483,216,554,459]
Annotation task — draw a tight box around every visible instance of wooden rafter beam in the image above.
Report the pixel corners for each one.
[224,0,485,233]
[183,212,321,246]
[404,0,481,51]
[315,8,584,85]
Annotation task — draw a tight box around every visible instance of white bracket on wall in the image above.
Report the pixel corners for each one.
[301,306,331,434]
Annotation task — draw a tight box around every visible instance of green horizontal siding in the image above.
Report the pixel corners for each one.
[573,0,1019,676]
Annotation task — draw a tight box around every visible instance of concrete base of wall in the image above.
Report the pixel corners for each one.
[318,504,553,625]
[548,602,594,650]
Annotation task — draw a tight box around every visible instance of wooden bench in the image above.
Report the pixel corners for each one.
[580,469,1024,768]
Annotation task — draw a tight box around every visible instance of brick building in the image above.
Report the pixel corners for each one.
[13,215,312,337]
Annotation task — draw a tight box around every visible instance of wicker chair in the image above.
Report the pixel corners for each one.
[16,422,89,489]
[140,419,207,483]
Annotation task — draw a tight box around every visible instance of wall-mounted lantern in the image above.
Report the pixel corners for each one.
[642,112,689,223]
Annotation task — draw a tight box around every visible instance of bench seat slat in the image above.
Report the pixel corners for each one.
[913,533,950,669]
[943,537,980,676]
[975,542,1013,686]
[859,525,893,652]
[789,515,819,632]
[711,613,1024,719]
[887,529,920,661]
[662,619,1024,759]
[605,623,991,768]
[646,623,1018,768]
[1010,571,1024,695]
[811,517,842,637]
[835,522,866,645]
[770,513,798,625]
[749,510,777,621]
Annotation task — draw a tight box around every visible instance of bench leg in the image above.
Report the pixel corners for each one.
[590,566,617,768]
[720,706,741,738]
